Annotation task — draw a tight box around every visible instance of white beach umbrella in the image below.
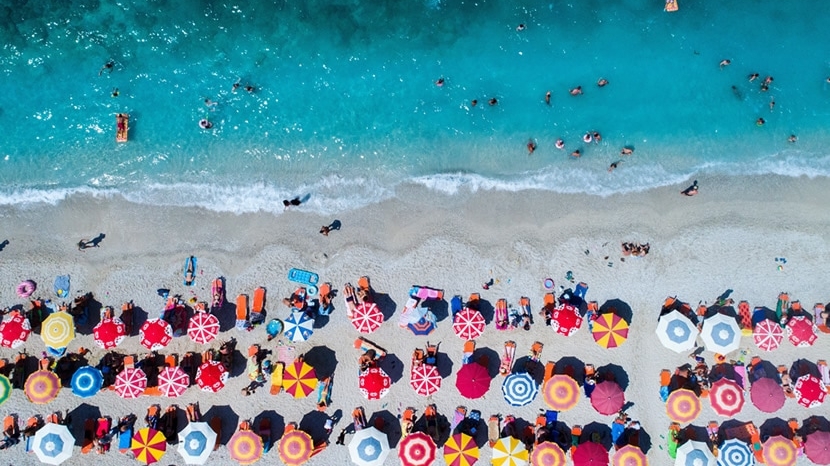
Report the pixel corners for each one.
[656,310,699,353]
[700,313,741,354]
[32,423,74,465]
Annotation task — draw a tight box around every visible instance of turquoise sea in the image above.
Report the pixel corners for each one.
[2,0,830,214]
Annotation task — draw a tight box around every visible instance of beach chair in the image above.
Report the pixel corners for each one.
[776,292,789,321]
[529,342,543,363]
[116,417,134,454]
[354,337,387,359]
[424,404,439,443]
[318,283,333,316]
[814,303,830,333]
[401,408,416,437]
[145,405,160,430]
[818,360,830,387]
[450,406,466,433]
[259,417,271,453]
[488,415,500,447]
[451,295,463,317]
[352,408,367,432]
[463,410,481,436]
[357,276,373,303]
[211,277,225,312]
[462,340,475,365]
[499,341,516,376]
[317,376,333,411]
[96,417,111,454]
[425,342,438,366]
[412,348,425,368]
[81,419,96,454]
[251,287,266,325]
[3,415,18,439]
[574,282,588,299]
[543,362,556,383]
[660,369,671,402]
[502,415,517,439]
[343,283,358,319]
[467,293,481,311]
[235,294,249,330]
[162,406,178,443]
[210,417,221,451]
[219,338,236,372]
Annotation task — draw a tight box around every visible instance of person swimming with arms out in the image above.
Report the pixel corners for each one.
[527,139,536,154]
[620,147,633,155]
[748,73,759,82]
[570,86,583,96]
[608,160,622,172]
[719,59,731,69]
[597,78,608,87]
[570,149,581,158]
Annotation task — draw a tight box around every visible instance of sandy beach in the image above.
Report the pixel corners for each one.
[1,174,829,465]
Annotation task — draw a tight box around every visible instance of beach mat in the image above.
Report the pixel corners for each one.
[53,275,70,298]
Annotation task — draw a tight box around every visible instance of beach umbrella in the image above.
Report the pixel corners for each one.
[572,441,608,466]
[40,311,75,349]
[32,422,74,465]
[70,366,103,398]
[786,315,818,347]
[613,444,648,466]
[408,317,436,336]
[232,429,265,465]
[532,441,566,466]
[282,359,317,398]
[158,366,189,398]
[675,440,715,466]
[187,312,219,345]
[25,369,60,404]
[700,313,741,354]
[492,436,529,466]
[399,432,437,466]
[753,319,783,351]
[455,362,491,399]
[131,427,167,464]
[749,377,785,413]
[349,427,391,466]
[351,302,384,334]
[139,318,173,350]
[502,372,538,407]
[359,367,391,400]
[550,303,582,337]
[284,311,314,342]
[542,374,580,411]
[0,311,31,348]
[793,374,826,408]
[666,388,701,424]
[410,364,441,397]
[656,311,699,353]
[709,378,745,417]
[452,309,485,340]
[762,435,796,466]
[92,317,126,349]
[177,421,216,465]
[443,433,478,466]
[717,438,754,466]
[196,360,228,393]
[0,375,11,406]
[592,312,629,348]
[591,380,625,415]
[115,367,147,399]
[804,430,830,465]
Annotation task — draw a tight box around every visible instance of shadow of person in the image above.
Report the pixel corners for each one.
[90,233,106,247]
[0,240,8,251]
[328,220,342,231]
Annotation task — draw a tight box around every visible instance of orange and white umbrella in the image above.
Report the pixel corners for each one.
[278,429,311,466]
[542,374,580,411]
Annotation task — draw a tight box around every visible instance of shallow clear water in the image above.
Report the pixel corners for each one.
[1,0,830,213]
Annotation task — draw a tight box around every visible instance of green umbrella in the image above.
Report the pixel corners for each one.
[0,374,11,406]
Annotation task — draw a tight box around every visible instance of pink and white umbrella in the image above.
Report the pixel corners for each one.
[452,309,486,340]
[196,360,229,393]
[753,319,784,352]
[410,365,442,397]
[793,374,827,408]
[115,368,147,399]
[140,318,173,350]
[158,366,189,398]
[0,311,31,349]
[350,302,384,334]
[551,303,583,337]
[786,316,818,347]
[188,312,220,345]
[93,317,126,349]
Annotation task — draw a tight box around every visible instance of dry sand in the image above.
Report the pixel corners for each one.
[0,174,828,465]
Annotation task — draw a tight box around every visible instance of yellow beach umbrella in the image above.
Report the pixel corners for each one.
[443,433,479,466]
[131,427,166,464]
[40,312,75,348]
[282,359,317,398]
[592,313,629,348]
[492,436,528,466]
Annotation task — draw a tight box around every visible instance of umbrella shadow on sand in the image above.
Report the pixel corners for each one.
[373,293,397,322]
[254,410,285,446]
[554,356,586,385]
[473,346,501,378]
[368,409,402,448]
[760,417,794,441]
[790,358,820,379]
[800,416,830,436]
[303,346,338,380]
[423,299,449,323]
[512,356,545,385]
[132,305,150,337]
[215,301,237,332]
[435,352,454,379]
[378,353,404,383]
[69,403,102,445]
[599,299,634,324]
[477,299,495,325]
[300,411,330,443]
[204,405,239,446]
[597,363,629,391]
[580,421,613,449]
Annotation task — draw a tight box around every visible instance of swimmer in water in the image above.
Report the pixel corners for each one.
[763,76,773,85]
[489,98,498,106]
[516,24,525,31]
[592,132,601,143]
[608,160,622,172]
[471,99,478,107]
[620,147,633,155]
[435,77,444,87]
[756,117,765,126]
[570,149,581,158]
[788,134,797,143]
[583,133,593,144]
[769,98,775,111]
[98,60,115,76]
[244,85,255,93]
[719,59,731,69]
[527,139,536,154]
[731,85,743,100]
[597,78,608,87]
[570,86,583,96]
[545,91,551,105]
[748,73,759,82]
[111,88,119,97]
[204,98,218,107]
[232,80,240,92]
[555,139,565,150]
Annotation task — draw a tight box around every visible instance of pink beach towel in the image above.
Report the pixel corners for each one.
[277,345,296,365]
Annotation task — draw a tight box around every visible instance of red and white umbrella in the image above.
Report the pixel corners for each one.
[188,312,220,345]
[398,432,437,466]
[0,311,31,349]
[793,374,827,408]
[452,309,486,340]
[551,303,582,337]
[93,317,126,349]
[359,367,391,400]
[410,365,441,397]
[753,319,784,352]
[196,360,228,393]
[709,378,745,417]
[158,366,189,398]
[350,302,384,334]
[786,316,818,347]
[140,318,173,350]
[115,367,147,399]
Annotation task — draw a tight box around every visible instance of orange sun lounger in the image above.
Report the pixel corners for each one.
[251,287,266,324]
[236,294,249,330]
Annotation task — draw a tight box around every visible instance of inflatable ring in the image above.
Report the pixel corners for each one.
[16,280,36,298]
[543,278,555,290]
[555,140,564,149]
[583,134,592,143]
[199,119,213,129]
[306,285,318,297]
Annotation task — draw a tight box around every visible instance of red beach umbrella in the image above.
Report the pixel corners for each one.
[590,381,625,415]
[573,441,609,466]
[709,378,745,417]
[0,311,31,349]
[187,312,219,345]
[793,374,827,408]
[351,302,384,334]
[196,360,228,393]
[753,319,784,352]
[115,367,148,399]
[750,377,785,413]
[452,309,486,340]
[93,317,126,349]
[804,430,830,465]
[410,365,441,397]
[550,303,583,337]
[359,367,391,400]
[140,318,173,350]
[398,432,437,466]
[455,362,491,399]
[786,315,818,347]
[157,366,189,398]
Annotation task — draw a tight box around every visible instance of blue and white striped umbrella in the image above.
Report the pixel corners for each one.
[284,311,314,342]
[348,427,390,466]
[70,366,103,399]
[32,423,74,465]
[701,313,741,354]
[177,421,216,465]
[718,438,754,466]
[502,372,539,407]
[656,310,699,353]
[676,440,716,466]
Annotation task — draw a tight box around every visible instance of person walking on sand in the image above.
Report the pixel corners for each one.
[78,239,90,251]
[319,225,331,236]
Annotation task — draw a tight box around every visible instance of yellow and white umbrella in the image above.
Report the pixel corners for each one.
[41,312,75,348]
[492,436,528,466]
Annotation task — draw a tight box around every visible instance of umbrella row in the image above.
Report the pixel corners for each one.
[671,429,830,466]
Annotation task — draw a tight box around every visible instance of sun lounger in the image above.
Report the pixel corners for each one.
[462,340,475,365]
[343,283,359,319]
[399,296,423,327]
[574,282,588,299]
[400,407,415,437]
[451,295,463,317]
[354,337,387,359]
[529,342,543,362]
[352,408,367,432]
[502,415,516,439]
[425,342,438,366]
[357,276,373,303]
[776,292,789,321]
[251,287,266,325]
[162,406,178,443]
[495,299,509,330]
[318,283,333,316]
[259,418,271,453]
[499,341,516,375]
[145,405,160,430]
[424,405,439,443]
[211,277,225,312]
[467,293,481,311]
[463,410,481,436]
[819,360,830,387]
[450,406,466,433]
[317,376,333,411]
[96,417,112,454]
[660,369,671,402]
[118,419,133,453]
[235,294,249,331]
[210,417,221,451]
[183,256,197,286]
[409,285,443,301]
[80,419,95,454]
[488,415,500,447]
[816,303,830,333]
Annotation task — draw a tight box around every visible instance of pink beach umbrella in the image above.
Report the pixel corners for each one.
[709,378,745,417]
[753,319,784,351]
[410,365,441,397]
[590,381,625,415]
[0,311,31,349]
[157,367,189,398]
[750,377,785,413]
[786,315,818,347]
[187,312,219,345]
[452,309,486,340]
[804,431,830,465]
[140,318,173,351]
[350,302,384,334]
[115,367,148,399]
